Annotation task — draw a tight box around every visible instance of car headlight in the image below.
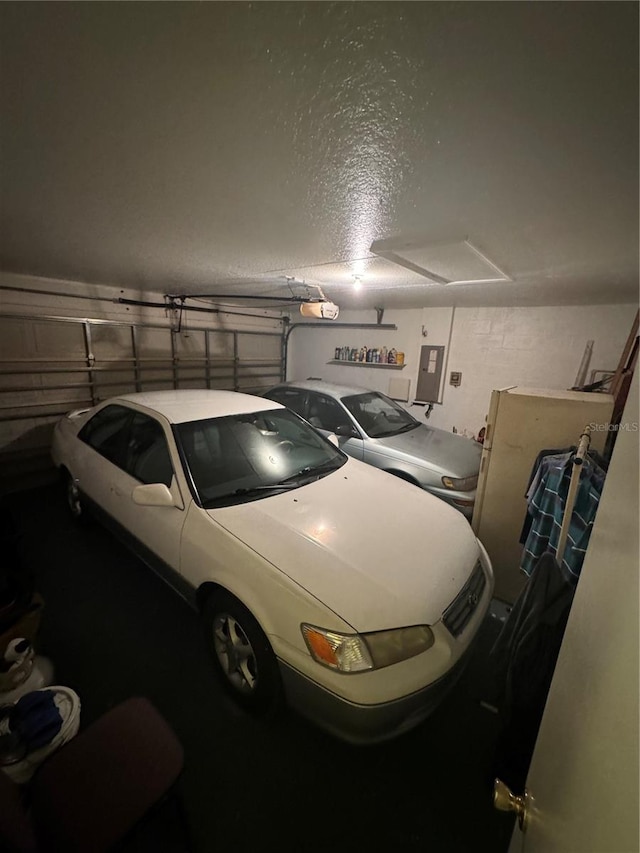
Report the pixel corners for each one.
[301,624,434,673]
[441,474,478,491]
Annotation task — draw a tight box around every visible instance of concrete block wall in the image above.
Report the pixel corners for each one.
[287,303,636,438]
[436,305,634,436]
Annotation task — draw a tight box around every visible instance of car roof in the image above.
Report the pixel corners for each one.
[113,390,284,424]
[274,379,374,398]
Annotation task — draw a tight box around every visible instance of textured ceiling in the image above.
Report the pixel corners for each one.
[0,2,638,311]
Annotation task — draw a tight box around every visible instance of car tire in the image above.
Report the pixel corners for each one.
[202,591,282,715]
[63,470,89,524]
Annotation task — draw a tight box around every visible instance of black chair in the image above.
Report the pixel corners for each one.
[0,696,189,852]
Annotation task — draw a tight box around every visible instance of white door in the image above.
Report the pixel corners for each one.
[506,379,639,853]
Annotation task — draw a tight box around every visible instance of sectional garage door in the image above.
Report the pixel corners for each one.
[0,313,284,455]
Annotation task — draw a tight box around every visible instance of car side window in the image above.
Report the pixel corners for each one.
[124,413,174,487]
[307,393,348,433]
[265,388,307,418]
[78,405,132,467]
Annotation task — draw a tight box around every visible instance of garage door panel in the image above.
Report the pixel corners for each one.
[91,324,134,360]
[136,327,172,358]
[0,318,92,452]
[32,321,86,358]
[175,366,207,386]
[207,331,235,359]
[0,318,85,363]
[4,384,89,406]
[175,330,206,357]
[237,332,280,360]
[0,319,33,359]
[0,314,284,460]
[141,376,175,393]
[93,370,138,402]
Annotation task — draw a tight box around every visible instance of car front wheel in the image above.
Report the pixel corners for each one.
[63,471,87,523]
[202,591,282,714]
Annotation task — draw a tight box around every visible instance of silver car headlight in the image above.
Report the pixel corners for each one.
[442,474,478,491]
[301,624,435,673]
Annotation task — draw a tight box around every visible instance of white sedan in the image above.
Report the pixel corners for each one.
[51,390,493,743]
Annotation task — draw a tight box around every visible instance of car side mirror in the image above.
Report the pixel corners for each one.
[132,483,176,507]
[334,423,359,438]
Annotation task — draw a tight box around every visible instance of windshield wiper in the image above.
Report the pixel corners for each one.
[204,460,345,505]
[202,482,298,508]
[233,483,299,495]
[278,458,344,485]
[373,421,420,438]
[394,421,420,434]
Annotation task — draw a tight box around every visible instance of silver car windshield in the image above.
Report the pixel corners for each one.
[341,392,420,439]
[175,408,346,507]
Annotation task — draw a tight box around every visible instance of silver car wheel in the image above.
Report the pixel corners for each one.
[212,612,258,695]
[66,475,83,519]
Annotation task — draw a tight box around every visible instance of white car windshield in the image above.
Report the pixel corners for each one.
[341,392,420,438]
[175,408,346,507]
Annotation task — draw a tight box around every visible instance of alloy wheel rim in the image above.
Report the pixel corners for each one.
[213,612,257,694]
[67,479,81,517]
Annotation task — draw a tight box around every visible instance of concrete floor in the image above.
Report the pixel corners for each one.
[3,483,516,852]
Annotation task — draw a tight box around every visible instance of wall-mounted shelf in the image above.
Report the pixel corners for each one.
[327,360,406,369]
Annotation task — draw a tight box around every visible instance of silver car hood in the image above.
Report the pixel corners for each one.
[373,424,482,477]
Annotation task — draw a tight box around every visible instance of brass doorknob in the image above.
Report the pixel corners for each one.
[493,778,531,831]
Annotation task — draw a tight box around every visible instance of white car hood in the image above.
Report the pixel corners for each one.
[207,459,480,632]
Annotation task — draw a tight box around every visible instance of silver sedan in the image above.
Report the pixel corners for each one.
[264,379,481,518]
